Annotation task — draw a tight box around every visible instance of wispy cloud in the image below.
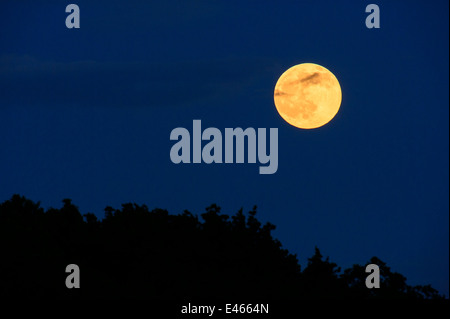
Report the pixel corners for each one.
[0,55,277,108]
[300,72,320,84]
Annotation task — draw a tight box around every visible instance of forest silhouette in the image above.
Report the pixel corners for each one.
[0,194,444,299]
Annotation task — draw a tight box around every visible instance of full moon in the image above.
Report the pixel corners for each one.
[274,63,342,129]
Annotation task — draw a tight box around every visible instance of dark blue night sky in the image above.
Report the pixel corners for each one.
[1,1,448,296]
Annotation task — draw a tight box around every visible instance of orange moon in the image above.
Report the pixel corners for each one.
[274,63,342,129]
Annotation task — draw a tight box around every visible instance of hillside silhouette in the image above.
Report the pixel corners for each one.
[0,194,444,299]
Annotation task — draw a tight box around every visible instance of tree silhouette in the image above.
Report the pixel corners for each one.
[300,247,345,298]
[0,194,444,299]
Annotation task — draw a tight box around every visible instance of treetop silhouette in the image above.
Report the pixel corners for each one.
[0,194,444,299]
